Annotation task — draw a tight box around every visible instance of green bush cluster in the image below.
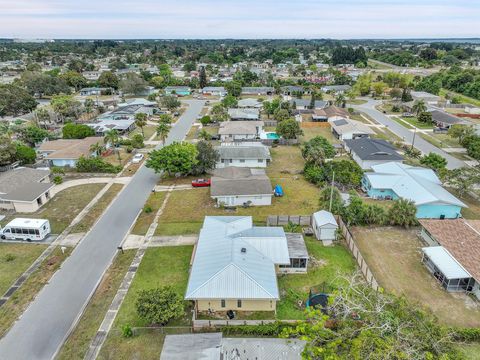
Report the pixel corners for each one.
[221,322,296,336]
[76,156,121,173]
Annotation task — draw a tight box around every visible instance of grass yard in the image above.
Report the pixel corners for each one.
[346,99,368,105]
[300,125,340,143]
[99,246,193,360]
[277,237,356,320]
[131,192,167,235]
[0,246,72,337]
[0,243,47,296]
[456,343,480,360]
[185,125,199,141]
[130,125,156,141]
[0,183,105,234]
[351,226,480,327]
[439,88,480,108]
[420,133,461,149]
[70,184,123,233]
[391,116,414,129]
[447,189,480,220]
[372,127,403,143]
[57,250,136,360]
[155,146,321,236]
[102,148,133,167]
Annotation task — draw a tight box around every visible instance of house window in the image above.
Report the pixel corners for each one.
[258,159,263,163]
[221,159,225,163]
[221,299,226,308]
[240,159,245,163]
[237,299,242,308]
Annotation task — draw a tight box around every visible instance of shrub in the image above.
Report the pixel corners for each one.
[284,221,301,233]
[388,198,418,228]
[126,145,133,153]
[62,123,95,139]
[119,139,132,146]
[144,205,153,213]
[53,175,63,184]
[51,166,65,175]
[15,142,36,164]
[200,115,212,126]
[4,253,16,262]
[121,324,133,338]
[221,322,296,336]
[76,156,121,173]
[135,286,184,325]
[131,134,144,149]
[452,328,480,342]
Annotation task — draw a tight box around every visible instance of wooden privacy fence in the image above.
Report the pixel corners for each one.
[267,215,312,226]
[336,216,380,291]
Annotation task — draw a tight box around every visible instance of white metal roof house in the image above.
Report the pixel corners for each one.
[312,210,338,246]
[362,162,466,219]
[215,144,271,168]
[185,216,307,314]
[210,167,272,206]
[344,138,404,170]
[411,91,441,104]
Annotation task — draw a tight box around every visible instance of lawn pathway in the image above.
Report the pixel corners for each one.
[83,185,175,360]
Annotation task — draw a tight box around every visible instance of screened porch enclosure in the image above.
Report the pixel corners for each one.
[422,247,475,293]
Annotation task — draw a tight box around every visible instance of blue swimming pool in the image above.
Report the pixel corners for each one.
[265,132,280,139]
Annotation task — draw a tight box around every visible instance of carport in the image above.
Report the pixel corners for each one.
[422,246,475,292]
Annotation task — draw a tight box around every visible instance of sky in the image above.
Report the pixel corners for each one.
[1,0,479,39]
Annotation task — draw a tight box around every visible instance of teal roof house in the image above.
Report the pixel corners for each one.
[362,162,466,219]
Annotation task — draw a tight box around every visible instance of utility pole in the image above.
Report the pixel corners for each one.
[411,127,417,151]
[329,171,335,213]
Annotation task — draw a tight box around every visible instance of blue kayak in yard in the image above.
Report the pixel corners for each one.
[274,185,284,197]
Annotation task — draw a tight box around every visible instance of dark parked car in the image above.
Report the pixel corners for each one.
[191,179,211,187]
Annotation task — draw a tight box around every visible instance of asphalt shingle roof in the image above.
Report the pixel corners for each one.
[211,167,272,196]
[345,138,404,161]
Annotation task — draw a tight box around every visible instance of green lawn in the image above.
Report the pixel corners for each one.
[0,246,72,337]
[111,246,193,328]
[391,116,414,129]
[130,125,156,141]
[0,183,105,234]
[0,244,47,296]
[131,192,167,235]
[277,238,356,320]
[372,127,403,143]
[155,146,321,236]
[456,343,480,360]
[300,126,340,143]
[439,88,480,108]
[400,116,434,129]
[70,184,123,233]
[57,250,136,360]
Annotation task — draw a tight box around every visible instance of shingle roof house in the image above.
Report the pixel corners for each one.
[215,144,271,168]
[344,138,404,169]
[419,219,480,298]
[362,162,466,219]
[218,121,263,141]
[37,137,103,167]
[185,216,290,313]
[329,118,375,140]
[228,108,260,121]
[0,167,53,213]
[429,110,470,128]
[210,167,272,206]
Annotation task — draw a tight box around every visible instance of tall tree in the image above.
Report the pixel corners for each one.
[412,100,427,116]
[191,141,219,175]
[0,84,37,116]
[119,73,148,95]
[199,66,207,89]
[156,122,170,145]
[97,71,119,89]
[104,129,121,164]
[134,113,148,138]
[276,118,303,139]
[146,142,198,176]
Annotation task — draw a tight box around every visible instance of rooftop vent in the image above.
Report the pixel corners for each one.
[241,247,247,253]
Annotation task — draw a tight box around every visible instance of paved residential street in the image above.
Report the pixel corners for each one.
[353,99,465,170]
[0,100,205,360]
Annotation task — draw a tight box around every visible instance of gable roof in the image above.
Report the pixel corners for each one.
[344,138,404,161]
[290,99,328,109]
[228,108,260,120]
[329,118,375,136]
[215,145,271,160]
[211,167,272,197]
[237,98,262,108]
[323,105,350,118]
[365,162,466,207]
[218,121,263,135]
[429,110,470,126]
[313,210,338,227]
[0,167,53,202]
[185,216,290,300]
[39,137,102,160]
[419,219,480,281]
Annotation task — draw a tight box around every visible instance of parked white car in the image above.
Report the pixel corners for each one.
[132,153,144,163]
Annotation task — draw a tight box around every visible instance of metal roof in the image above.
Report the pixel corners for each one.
[366,162,466,207]
[215,145,271,160]
[422,246,471,280]
[160,333,222,360]
[286,233,309,259]
[313,210,338,227]
[185,216,289,300]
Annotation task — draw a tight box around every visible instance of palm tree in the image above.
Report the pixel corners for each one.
[334,94,346,108]
[89,142,105,157]
[104,129,121,164]
[198,129,211,141]
[134,113,148,138]
[156,123,170,145]
[387,198,418,228]
[412,100,427,116]
[159,114,172,124]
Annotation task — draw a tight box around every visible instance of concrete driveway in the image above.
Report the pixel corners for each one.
[352,99,465,170]
[0,100,205,360]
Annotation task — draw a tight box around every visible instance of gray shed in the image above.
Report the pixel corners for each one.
[312,210,338,246]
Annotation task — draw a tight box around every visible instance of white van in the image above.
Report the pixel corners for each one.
[0,218,51,242]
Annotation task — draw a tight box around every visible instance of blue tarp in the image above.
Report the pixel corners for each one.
[274,185,284,197]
